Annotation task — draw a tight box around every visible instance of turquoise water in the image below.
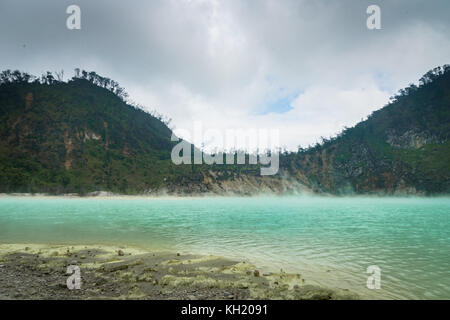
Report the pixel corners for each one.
[0,196,449,299]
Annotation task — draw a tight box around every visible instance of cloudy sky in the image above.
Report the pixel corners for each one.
[1,0,449,151]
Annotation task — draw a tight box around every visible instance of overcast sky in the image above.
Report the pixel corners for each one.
[1,0,449,151]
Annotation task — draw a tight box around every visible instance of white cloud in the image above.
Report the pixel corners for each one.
[1,0,449,150]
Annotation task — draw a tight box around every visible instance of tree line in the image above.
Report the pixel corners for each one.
[0,68,129,101]
[389,64,450,103]
[0,68,173,127]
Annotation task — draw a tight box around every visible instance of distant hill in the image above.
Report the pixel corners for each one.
[0,66,449,195]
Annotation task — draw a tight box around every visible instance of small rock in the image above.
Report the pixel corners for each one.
[223,291,234,299]
[105,264,128,272]
[117,250,124,256]
[253,270,260,277]
[263,272,272,276]
[70,260,78,265]
[80,256,86,259]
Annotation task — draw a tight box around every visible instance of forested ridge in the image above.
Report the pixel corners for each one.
[0,66,448,195]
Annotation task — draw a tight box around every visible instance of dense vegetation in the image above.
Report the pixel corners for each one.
[0,70,182,193]
[280,65,450,194]
[0,66,449,195]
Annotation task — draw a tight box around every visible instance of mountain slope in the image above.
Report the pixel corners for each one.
[0,76,191,193]
[0,67,449,195]
[280,66,450,194]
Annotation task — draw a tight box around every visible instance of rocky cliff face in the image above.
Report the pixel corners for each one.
[386,128,444,149]
[156,170,312,196]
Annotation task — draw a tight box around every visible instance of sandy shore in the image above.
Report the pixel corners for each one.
[0,243,359,300]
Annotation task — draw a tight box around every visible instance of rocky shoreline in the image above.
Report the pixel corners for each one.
[0,244,359,300]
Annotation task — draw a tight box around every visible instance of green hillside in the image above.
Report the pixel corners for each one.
[0,72,191,194]
[0,66,449,195]
[282,65,450,194]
